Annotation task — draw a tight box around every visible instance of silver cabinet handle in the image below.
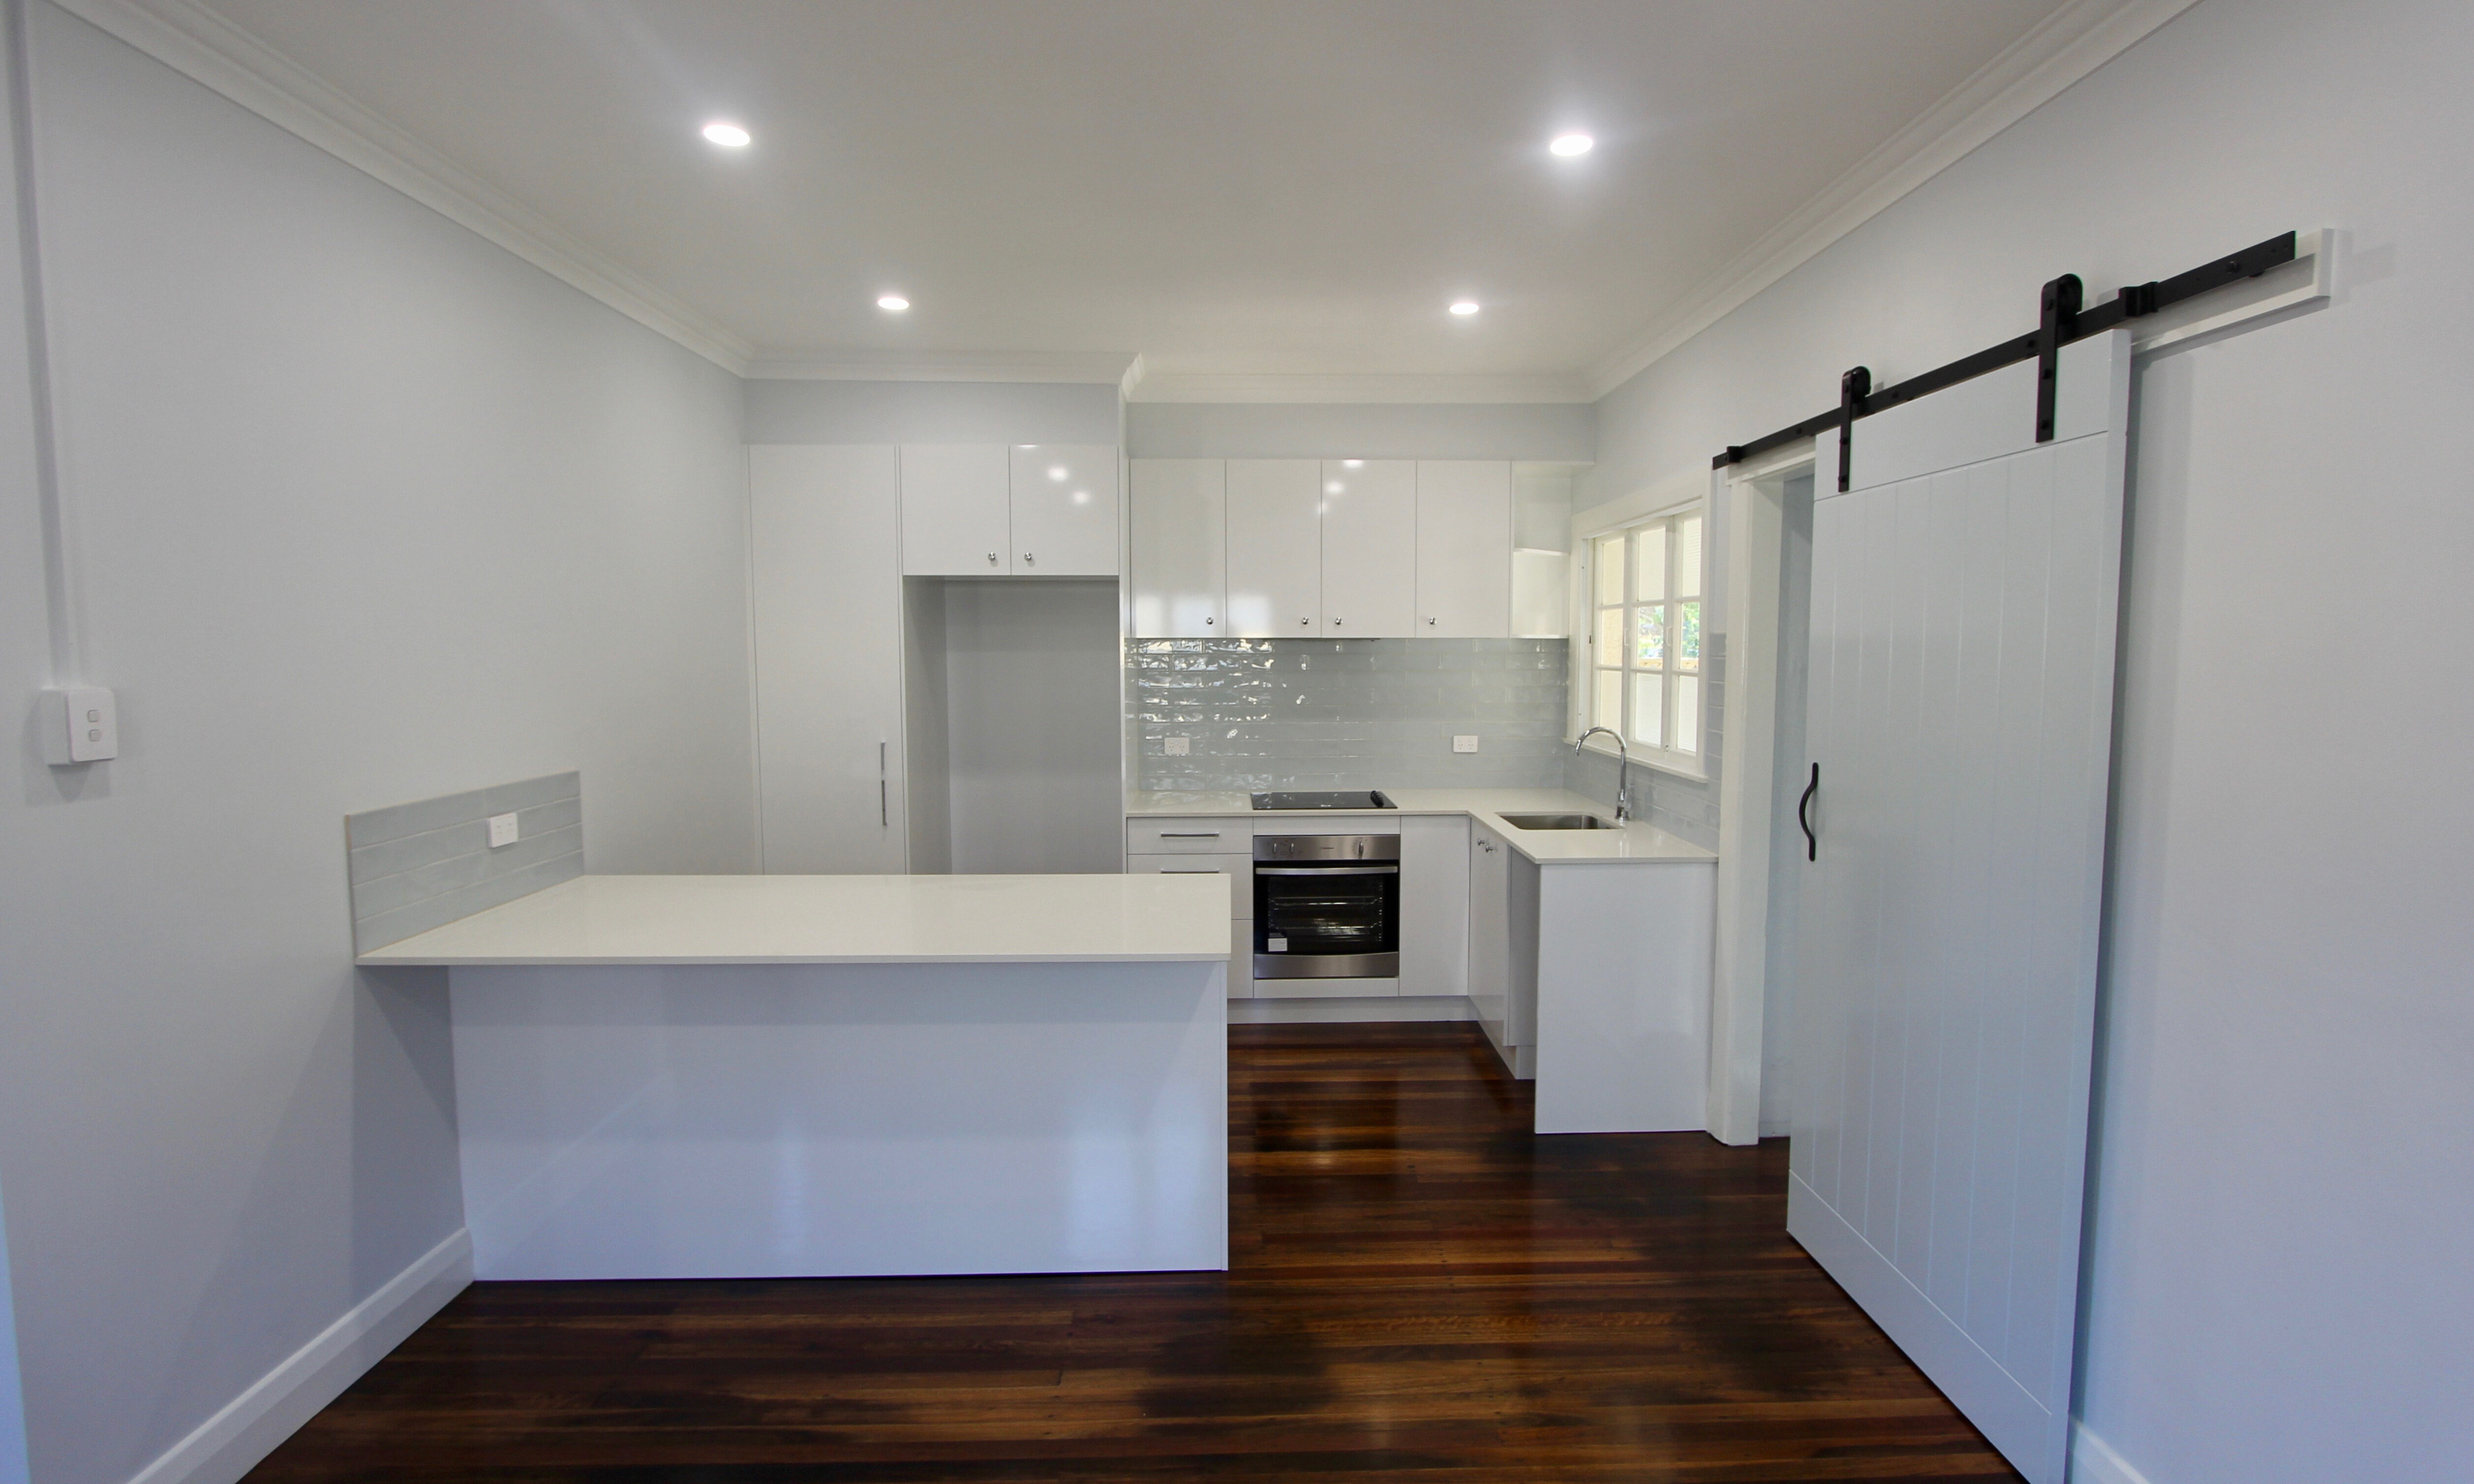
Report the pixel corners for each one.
[986,552,998,565]
[1427,616,1438,625]
[1158,831,1222,838]
[1205,616,1215,625]
[879,741,889,827]
[1331,617,1343,627]
[1023,552,1035,565]
[1161,868,1222,874]
[1299,616,1311,626]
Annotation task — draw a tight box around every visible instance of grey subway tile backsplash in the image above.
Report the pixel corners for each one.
[345,771,583,953]
[1132,638,1570,792]
[1562,634,1725,849]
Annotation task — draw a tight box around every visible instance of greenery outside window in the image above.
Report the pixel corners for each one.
[1588,508,1703,761]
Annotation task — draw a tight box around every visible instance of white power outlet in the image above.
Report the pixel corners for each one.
[1453,735,1479,754]
[486,812,520,848]
[1164,736,1191,756]
[38,687,118,764]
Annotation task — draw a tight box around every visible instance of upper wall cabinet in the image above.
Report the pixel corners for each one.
[1129,457,1519,638]
[900,444,1011,575]
[1226,459,1324,637]
[1320,460,1417,637]
[1131,459,1226,636]
[901,443,1121,577]
[1415,460,1513,637]
[1010,444,1119,576]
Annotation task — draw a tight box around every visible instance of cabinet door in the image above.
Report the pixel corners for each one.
[900,445,1010,576]
[1130,459,1225,636]
[1010,444,1119,575]
[1415,461,1513,637]
[1320,459,1416,637]
[1399,815,1471,998]
[1468,823,1512,1047]
[1225,458,1323,637]
[750,445,908,873]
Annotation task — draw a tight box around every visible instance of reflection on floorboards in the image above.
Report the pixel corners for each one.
[246,1022,2019,1482]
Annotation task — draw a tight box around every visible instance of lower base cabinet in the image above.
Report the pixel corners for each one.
[1125,845,1251,1000]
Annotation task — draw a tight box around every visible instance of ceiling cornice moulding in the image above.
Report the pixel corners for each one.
[1580,0,2202,400]
[50,0,758,375]
[743,350,1141,385]
[1129,372,1592,406]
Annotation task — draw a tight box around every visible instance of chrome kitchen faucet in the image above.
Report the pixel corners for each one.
[1574,726,1631,822]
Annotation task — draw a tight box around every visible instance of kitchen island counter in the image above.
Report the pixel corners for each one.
[364,873,1231,1283]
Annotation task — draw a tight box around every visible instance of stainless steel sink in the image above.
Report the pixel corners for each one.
[1497,812,1619,831]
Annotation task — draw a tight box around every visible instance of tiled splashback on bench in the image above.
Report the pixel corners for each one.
[1131,638,1569,792]
[345,771,583,953]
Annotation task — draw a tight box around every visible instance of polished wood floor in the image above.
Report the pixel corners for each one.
[247,1023,2019,1482]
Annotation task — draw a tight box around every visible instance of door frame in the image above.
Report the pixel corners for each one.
[1706,442,1813,1146]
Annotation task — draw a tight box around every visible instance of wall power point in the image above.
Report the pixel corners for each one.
[1453,735,1479,754]
[487,812,520,848]
[1164,736,1191,756]
[39,687,118,764]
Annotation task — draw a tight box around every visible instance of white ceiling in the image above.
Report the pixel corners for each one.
[92,0,2165,395]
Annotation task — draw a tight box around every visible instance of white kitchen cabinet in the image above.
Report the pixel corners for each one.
[900,444,1010,576]
[1225,458,1323,637]
[1130,459,1225,636]
[1010,443,1119,576]
[1126,823,1253,1000]
[750,445,908,873]
[1399,815,1471,999]
[1414,461,1513,637]
[1468,821,1513,1063]
[1319,459,1415,636]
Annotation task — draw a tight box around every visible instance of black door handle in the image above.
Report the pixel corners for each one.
[1799,762,1819,862]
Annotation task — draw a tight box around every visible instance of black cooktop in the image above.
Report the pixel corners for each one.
[1250,790,1397,810]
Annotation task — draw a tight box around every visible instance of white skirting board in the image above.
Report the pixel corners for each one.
[123,1228,471,1484]
[2070,1422,2155,1484]
[1230,995,1475,1024]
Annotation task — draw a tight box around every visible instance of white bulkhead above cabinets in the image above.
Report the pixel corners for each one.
[901,443,1121,577]
[1130,458,1524,639]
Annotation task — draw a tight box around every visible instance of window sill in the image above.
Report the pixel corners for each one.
[1573,736,1707,784]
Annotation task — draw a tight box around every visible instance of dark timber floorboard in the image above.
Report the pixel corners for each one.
[245,1022,2021,1482]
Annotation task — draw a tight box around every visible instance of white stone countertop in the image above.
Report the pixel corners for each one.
[1125,788,1718,866]
[357,873,1235,967]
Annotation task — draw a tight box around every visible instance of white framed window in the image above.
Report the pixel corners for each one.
[1586,506,1703,764]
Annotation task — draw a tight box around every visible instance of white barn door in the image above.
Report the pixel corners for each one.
[1790,329,2131,1484]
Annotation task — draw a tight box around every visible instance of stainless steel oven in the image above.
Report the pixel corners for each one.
[1251,834,1400,979]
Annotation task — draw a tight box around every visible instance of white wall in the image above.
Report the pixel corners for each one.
[0,10,756,1484]
[942,580,1122,875]
[1126,401,1593,460]
[1588,0,2474,1479]
[744,378,1121,446]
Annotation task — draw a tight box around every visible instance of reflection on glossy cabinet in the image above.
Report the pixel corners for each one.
[1320,459,1415,636]
[1416,461,1513,637]
[1226,458,1322,637]
[900,444,1010,576]
[1010,444,1119,576]
[1130,459,1225,636]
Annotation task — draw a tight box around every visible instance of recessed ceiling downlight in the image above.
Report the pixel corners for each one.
[702,121,752,148]
[1449,300,1481,316]
[877,294,910,312]
[1549,131,1594,157]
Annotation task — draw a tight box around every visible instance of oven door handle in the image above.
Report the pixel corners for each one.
[1254,865,1399,876]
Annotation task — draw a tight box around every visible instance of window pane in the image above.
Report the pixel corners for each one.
[1634,523,1667,602]
[1594,668,1622,733]
[1633,603,1665,669]
[1672,515,1702,598]
[1595,606,1623,660]
[1593,536,1625,607]
[1629,672,1664,748]
[1672,675,1700,753]
[1676,600,1701,673]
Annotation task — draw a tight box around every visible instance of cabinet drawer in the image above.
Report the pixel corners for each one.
[1128,817,1247,854]
[1129,851,1251,913]
[1227,917,1252,1001]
